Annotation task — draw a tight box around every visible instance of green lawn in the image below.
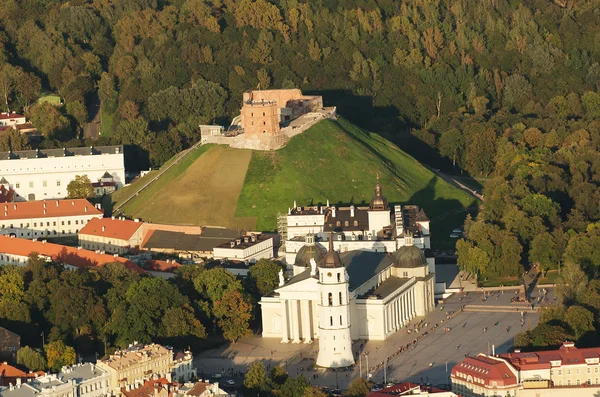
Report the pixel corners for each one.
[431,207,480,251]
[236,118,479,231]
[111,145,214,214]
[480,278,522,288]
[100,107,114,137]
[538,270,559,285]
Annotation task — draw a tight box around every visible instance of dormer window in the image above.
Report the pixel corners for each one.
[336,221,341,227]
[344,221,349,227]
[353,220,358,226]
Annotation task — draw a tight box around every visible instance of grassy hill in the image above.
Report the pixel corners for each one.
[236,118,478,231]
[111,117,478,234]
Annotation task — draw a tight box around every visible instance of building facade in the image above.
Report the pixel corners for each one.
[260,221,435,366]
[79,217,145,254]
[0,363,110,397]
[452,343,600,396]
[172,351,196,383]
[0,199,103,238]
[282,180,432,273]
[0,326,20,364]
[0,145,125,201]
[212,234,274,263]
[240,89,323,135]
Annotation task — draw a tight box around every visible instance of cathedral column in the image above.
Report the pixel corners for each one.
[402,294,408,324]
[396,299,401,328]
[302,300,312,343]
[391,300,397,330]
[280,300,290,343]
[291,300,301,343]
[411,288,416,317]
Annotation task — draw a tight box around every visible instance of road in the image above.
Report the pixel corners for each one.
[84,91,101,140]
[195,289,552,391]
[425,165,485,202]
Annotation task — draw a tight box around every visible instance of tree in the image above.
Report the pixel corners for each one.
[565,305,594,339]
[556,262,588,304]
[439,128,464,167]
[503,74,533,111]
[213,290,253,342]
[66,101,88,133]
[0,264,24,302]
[345,378,372,397]
[98,73,118,114]
[26,103,71,138]
[456,240,490,280]
[243,361,268,396]
[0,128,30,151]
[302,386,327,397]
[248,259,284,296]
[582,91,600,118]
[17,346,47,371]
[45,340,75,371]
[161,304,207,338]
[530,233,559,271]
[66,175,94,198]
[193,267,243,302]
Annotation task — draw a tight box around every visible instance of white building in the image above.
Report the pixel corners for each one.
[282,179,431,271]
[212,233,274,263]
[260,232,435,367]
[0,112,26,128]
[0,363,111,397]
[0,145,125,201]
[172,351,197,383]
[0,199,102,238]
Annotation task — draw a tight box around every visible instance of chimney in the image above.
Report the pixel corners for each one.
[78,246,82,250]
[43,209,46,215]
[350,205,355,217]
[230,241,235,248]
[43,202,46,208]
[63,147,67,156]
[84,207,87,213]
[111,216,115,220]
[134,219,140,222]
[102,226,105,232]
[13,204,16,210]
[90,146,93,154]
[251,234,257,242]
[71,201,74,206]
[116,146,120,154]
[332,206,336,217]
[326,199,330,207]
[114,254,118,258]
[56,200,59,207]
[293,200,297,208]
[16,378,21,386]
[42,240,46,244]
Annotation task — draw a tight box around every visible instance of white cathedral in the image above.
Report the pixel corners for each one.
[259,179,436,368]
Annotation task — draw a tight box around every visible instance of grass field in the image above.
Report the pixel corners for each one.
[100,107,114,137]
[236,118,479,231]
[114,145,256,229]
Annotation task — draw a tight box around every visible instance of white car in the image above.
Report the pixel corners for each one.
[226,380,235,385]
[212,374,222,379]
[453,228,463,233]
[449,233,461,238]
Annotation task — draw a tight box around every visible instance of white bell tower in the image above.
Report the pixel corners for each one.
[316,236,354,368]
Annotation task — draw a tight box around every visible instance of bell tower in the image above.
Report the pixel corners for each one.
[316,237,354,368]
[368,176,391,236]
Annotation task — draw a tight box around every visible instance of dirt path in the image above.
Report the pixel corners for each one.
[130,146,256,229]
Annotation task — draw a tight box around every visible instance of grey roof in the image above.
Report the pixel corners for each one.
[295,243,326,268]
[369,276,410,299]
[59,363,105,383]
[341,251,393,291]
[144,230,240,253]
[201,227,241,239]
[1,145,123,160]
[393,245,427,268]
[324,207,370,232]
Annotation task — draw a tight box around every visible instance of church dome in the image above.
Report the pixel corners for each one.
[321,236,344,268]
[393,244,427,268]
[295,236,327,268]
[369,178,388,211]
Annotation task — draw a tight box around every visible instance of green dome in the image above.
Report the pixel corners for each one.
[295,243,327,268]
[393,245,427,268]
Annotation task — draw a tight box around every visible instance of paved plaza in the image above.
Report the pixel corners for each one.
[195,287,552,391]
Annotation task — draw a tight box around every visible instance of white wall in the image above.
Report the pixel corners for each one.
[213,237,274,263]
[0,151,125,201]
[0,213,102,238]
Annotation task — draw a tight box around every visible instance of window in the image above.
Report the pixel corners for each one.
[339,292,343,305]
[75,220,78,225]
[68,221,71,225]
[354,220,358,226]
[340,315,343,325]
[43,181,47,187]
[328,293,333,306]
[344,221,349,227]
[559,370,562,375]
[15,183,19,188]
[337,273,341,282]
[57,181,61,186]
[403,271,408,277]
[53,221,56,226]
[34,223,37,227]
[29,181,33,188]
[61,221,64,226]
[330,317,333,326]
[46,222,49,226]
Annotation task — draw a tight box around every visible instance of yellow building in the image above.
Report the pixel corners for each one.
[96,344,173,396]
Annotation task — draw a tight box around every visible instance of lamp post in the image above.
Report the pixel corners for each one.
[361,353,369,379]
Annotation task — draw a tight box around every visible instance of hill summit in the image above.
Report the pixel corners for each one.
[113,118,477,232]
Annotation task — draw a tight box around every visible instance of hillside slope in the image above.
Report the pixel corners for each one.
[112,118,478,232]
[236,118,478,231]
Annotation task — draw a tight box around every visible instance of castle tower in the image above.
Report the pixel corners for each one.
[316,236,354,368]
[368,176,392,236]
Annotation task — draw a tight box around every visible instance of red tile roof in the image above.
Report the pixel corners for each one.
[367,382,452,397]
[186,381,211,396]
[144,259,181,272]
[0,199,102,221]
[499,342,600,370]
[0,112,25,121]
[79,217,143,241]
[452,354,518,388]
[0,363,43,386]
[121,378,176,397]
[0,236,144,273]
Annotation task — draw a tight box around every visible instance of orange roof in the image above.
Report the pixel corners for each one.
[500,342,600,370]
[145,259,181,272]
[0,362,26,378]
[79,217,144,241]
[187,381,211,396]
[0,236,144,273]
[452,354,517,388]
[121,378,176,397]
[0,199,101,220]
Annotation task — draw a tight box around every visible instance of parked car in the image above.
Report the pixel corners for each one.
[453,228,463,233]
[226,380,235,385]
[212,374,222,379]
[449,233,461,238]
